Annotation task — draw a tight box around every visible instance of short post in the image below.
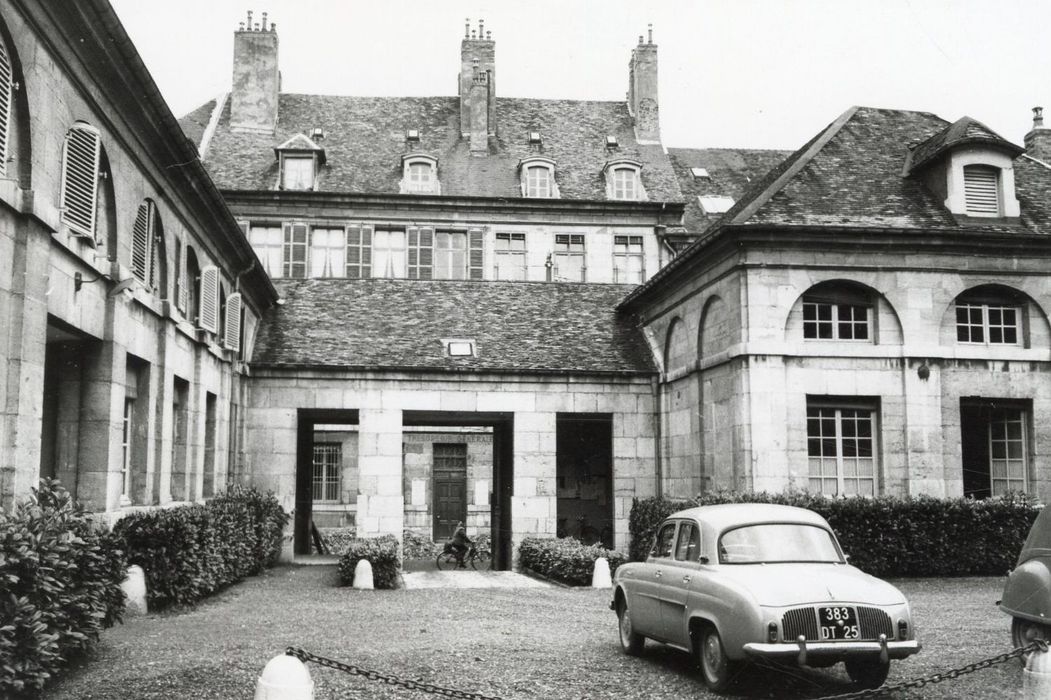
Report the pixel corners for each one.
[1024,644,1051,699]
[591,557,612,589]
[353,559,374,589]
[254,653,314,700]
[120,565,148,616]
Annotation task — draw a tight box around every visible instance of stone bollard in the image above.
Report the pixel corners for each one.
[1024,645,1051,698]
[353,559,374,589]
[254,654,313,700]
[120,565,148,616]
[591,557,612,589]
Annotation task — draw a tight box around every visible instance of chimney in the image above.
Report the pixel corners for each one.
[459,18,495,146]
[627,25,659,143]
[231,10,280,134]
[1025,106,1051,163]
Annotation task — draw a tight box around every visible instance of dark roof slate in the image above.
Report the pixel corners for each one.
[668,147,791,233]
[909,116,1024,171]
[179,99,217,154]
[184,94,683,202]
[252,278,656,374]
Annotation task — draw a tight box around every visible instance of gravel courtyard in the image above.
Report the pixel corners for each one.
[47,567,1026,699]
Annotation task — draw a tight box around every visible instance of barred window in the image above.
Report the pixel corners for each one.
[312,443,341,502]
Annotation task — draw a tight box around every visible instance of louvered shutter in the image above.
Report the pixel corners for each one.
[131,202,153,285]
[224,293,242,351]
[60,124,102,238]
[0,38,13,176]
[283,223,308,278]
[198,266,219,332]
[360,225,373,277]
[345,224,374,278]
[408,226,434,279]
[468,227,485,280]
[963,165,1000,215]
[174,239,185,310]
[407,226,419,277]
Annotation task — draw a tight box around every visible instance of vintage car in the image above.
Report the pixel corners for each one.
[610,503,921,692]
[1000,504,1051,655]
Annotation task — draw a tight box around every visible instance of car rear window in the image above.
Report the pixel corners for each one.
[718,523,843,564]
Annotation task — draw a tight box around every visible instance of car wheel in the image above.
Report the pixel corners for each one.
[697,626,739,692]
[616,598,645,656]
[1012,617,1051,666]
[844,658,890,689]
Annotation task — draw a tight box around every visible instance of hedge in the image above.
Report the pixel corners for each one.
[114,488,288,609]
[629,491,1041,577]
[338,534,401,589]
[519,537,625,586]
[0,480,126,696]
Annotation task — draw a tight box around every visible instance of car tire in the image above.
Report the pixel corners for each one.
[844,658,890,689]
[697,626,739,692]
[1012,617,1051,666]
[616,598,645,656]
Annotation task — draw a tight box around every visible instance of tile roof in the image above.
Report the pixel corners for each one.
[251,278,656,374]
[179,99,217,155]
[909,116,1024,172]
[668,147,791,233]
[182,94,683,202]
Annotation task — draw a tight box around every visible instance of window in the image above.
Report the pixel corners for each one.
[494,232,526,280]
[312,443,341,502]
[198,266,220,333]
[963,165,1001,216]
[525,166,551,198]
[613,235,644,284]
[690,167,710,179]
[804,301,869,340]
[955,289,1022,345]
[281,155,315,190]
[130,201,157,287]
[698,195,735,214]
[444,339,476,357]
[310,227,346,277]
[612,167,639,200]
[401,155,440,194]
[435,231,467,279]
[807,401,877,496]
[650,522,676,559]
[224,293,243,352]
[989,410,1027,495]
[282,223,308,279]
[345,225,373,278]
[60,123,102,239]
[962,400,1029,498]
[249,225,284,277]
[184,247,200,325]
[674,522,701,562]
[373,227,407,278]
[551,234,585,282]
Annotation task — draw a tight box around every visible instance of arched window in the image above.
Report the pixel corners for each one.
[603,159,645,201]
[400,154,440,194]
[130,199,166,294]
[518,157,558,199]
[802,282,874,342]
[60,122,102,240]
[955,285,1026,346]
[184,246,201,325]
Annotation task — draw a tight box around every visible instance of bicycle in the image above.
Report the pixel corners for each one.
[436,541,492,571]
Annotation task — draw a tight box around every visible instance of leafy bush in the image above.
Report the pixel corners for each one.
[0,479,127,696]
[518,537,625,586]
[338,534,401,589]
[401,529,439,559]
[319,526,358,556]
[629,491,1041,577]
[114,489,287,609]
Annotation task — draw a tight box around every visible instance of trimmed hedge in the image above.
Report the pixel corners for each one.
[338,534,401,589]
[0,480,126,696]
[114,488,288,609]
[629,491,1041,577]
[519,536,625,586]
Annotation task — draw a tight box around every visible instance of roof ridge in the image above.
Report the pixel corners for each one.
[728,106,860,225]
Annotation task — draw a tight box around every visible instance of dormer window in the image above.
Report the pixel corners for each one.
[274,133,326,191]
[400,154,440,195]
[518,157,559,199]
[604,159,646,201]
[963,165,1000,215]
[691,167,710,179]
[606,135,619,148]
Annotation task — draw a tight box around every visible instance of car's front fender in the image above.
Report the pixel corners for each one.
[1001,558,1051,623]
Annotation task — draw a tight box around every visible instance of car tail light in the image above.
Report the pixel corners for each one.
[897,619,909,639]
[768,621,779,642]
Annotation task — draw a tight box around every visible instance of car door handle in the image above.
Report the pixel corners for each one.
[682,576,691,584]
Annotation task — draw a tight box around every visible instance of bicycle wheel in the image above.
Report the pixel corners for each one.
[436,552,459,570]
[471,550,492,571]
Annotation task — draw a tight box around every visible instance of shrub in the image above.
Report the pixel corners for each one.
[338,534,401,589]
[114,488,288,609]
[401,529,439,559]
[628,491,1041,577]
[319,526,358,556]
[0,479,127,696]
[518,537,625,586]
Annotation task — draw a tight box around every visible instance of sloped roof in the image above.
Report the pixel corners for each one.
[668,147,791,233]
[179,98,217,154]
[252,279,656,374]
[182,94,683,202]
[909,116,1024,172]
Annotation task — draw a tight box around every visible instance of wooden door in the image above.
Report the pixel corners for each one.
[433,443,467,540]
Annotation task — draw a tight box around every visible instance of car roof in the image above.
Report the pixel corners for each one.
[666,503,832,532]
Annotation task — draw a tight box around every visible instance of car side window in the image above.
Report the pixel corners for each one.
[651,523,677,559]
[675,522,702,562]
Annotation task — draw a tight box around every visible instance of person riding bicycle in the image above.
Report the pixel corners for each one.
[448,521,473,569]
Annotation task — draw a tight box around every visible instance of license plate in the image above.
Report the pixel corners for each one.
[818,606,860,640]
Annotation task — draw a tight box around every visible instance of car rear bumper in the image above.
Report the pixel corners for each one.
[743,639,921,665]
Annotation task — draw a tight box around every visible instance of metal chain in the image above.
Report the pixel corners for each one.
[814,639,1050,700]
[286,647,505,700]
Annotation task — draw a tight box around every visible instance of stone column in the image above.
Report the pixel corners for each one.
[511,411,557,552]
[76,340,127,512]
[356,408,404,537]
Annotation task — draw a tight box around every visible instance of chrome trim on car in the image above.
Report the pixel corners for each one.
[743,639,921,662]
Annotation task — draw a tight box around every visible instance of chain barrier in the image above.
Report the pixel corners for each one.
[286,647,505,700]
[813,639,1049,700]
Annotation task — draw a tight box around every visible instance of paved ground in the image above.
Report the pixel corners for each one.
[402,570,550,589]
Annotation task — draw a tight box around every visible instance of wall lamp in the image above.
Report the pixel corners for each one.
[917,362,930,381]
[74,271,137,298]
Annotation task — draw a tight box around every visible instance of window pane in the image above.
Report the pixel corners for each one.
[282,157,314,190]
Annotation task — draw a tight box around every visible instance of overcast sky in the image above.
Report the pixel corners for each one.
[109,0,1051,151]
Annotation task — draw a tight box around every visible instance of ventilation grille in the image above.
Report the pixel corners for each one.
[963,165,1000,215]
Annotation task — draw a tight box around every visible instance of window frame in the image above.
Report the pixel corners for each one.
[248,223,285,278]
[551,233,586,282]
[806,398,879,497]
[650,521,678,560]
[309,225,347,278]
[494,232,527,280]
[518,157,559,199]
[612,234,645,284]
[401,154,440,195]
[312,442,342,503]
[280,153,317,191]
[955,297,1022,346]
[372,226,408,278]
[962,164,1002,217]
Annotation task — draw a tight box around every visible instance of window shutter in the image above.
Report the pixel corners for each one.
[199,266,219,332]
[0,38,13,176]
[468,227,485,280]
[345,224,373,278]
[408,226,434,279]
[60,124,102,238]
[407,226,419,277]
[283,223,308,278]
[360,224,373,278]
[963,165,1000,215]
[174,239,184,310]
[131,202,153,285]
[224,293,243,351]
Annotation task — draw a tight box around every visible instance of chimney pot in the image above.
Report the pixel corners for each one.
[486,31,491,40]
[638,34,643,45]
[479,19,485,37]
[270,22,276,32]
[471,29,477,39]
[465,18,470,38]
[239,21,245,30]
[261,12,268,31]
[648,24,653,43]
[246,10,253,28]
[1034,106,1045,129]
